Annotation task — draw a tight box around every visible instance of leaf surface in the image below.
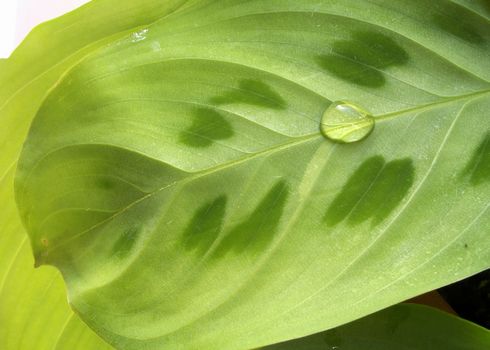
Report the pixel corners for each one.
[14,1,490,349]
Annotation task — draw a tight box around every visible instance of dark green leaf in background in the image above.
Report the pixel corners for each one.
[266,304,490,350]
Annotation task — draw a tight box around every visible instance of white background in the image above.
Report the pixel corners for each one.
[0,0,90,58]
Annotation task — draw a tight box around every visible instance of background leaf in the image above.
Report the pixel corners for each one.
[11,0,490,349]
[266,304,490,350]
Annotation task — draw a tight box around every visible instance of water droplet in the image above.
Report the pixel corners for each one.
[131,28,149,42]
[320,101,375,143]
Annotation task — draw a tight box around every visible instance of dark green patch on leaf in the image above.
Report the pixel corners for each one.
[460,132,490,185]
[317,31,409,88]
[432,3,485,44]
[112,227,141,258]
[325,156,415,226]
[182,195,227,253]
[96,177,117,190]
[210,79,286,110]
[179,108,234,148]
[325,156,385,226]
[213,180,289,258]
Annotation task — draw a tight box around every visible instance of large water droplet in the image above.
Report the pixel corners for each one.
[320,101,375,143]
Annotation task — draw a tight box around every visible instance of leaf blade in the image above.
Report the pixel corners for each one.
[13,1,490,349]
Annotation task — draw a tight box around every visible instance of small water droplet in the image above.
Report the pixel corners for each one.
[131,28,149,42]
[320,101,375,143]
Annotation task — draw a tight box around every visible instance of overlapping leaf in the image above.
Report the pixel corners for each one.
[10,0,490,349]
[266,304,490,350]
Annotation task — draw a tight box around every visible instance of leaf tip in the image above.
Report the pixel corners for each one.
[32,238,50,268]
[33,255,44,268]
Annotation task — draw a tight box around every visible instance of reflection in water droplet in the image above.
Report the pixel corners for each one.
[320,101,375,143]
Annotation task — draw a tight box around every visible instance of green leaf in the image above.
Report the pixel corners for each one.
[266,304,490,350]
[13,0,490,349]
[1,0,190,348]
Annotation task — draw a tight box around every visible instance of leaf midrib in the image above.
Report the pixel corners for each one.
[40,88,490,261]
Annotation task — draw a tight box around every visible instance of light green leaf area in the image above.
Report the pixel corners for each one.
[267,303,490,350]
[1,0,189,348]
[13,0,490,349]
[0,170,111,349]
